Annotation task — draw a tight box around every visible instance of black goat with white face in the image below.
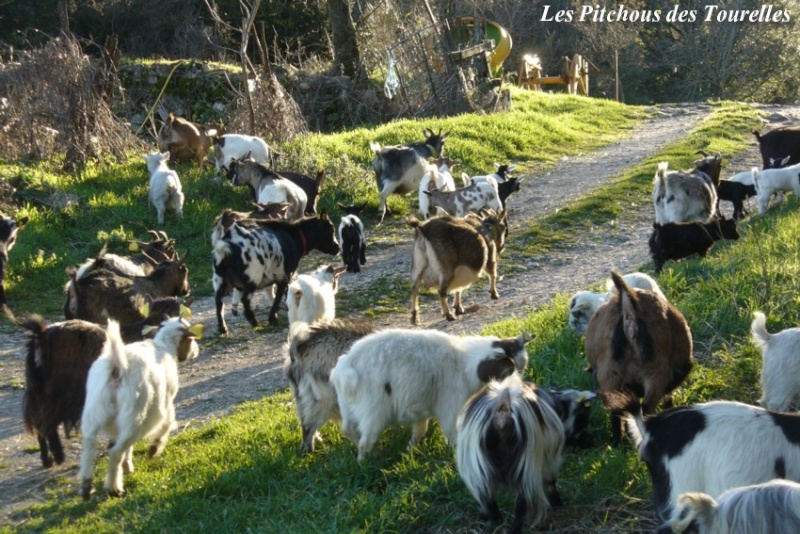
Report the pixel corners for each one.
[0,213,28,305]
[337,204,367,273]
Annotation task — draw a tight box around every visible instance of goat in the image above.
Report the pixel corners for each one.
[585,270,694,446]
[751,163,800,215]
[144,151,184,225]
[64,231,178,319]
[157,113,211,167]
[752,311,800,412]
[284,318,377,454]
[419,156,459,218]
[329,329,532,461]
[337,204,367,273]
[568,271,666,335]
[369,128,448,223]
[752,127,800,169]
[4,300,188,468]
[425,181,503,218]
[617,394,800,531]
[71,252,190,325]
[694,151,722,188]
[653,162,718,224]
[408,211,507,325]
[716,179,756,219]
[78,317,201,499]
[212,210,340,333]
[0,213,27,305]
[212,132,272,175]
[464,165,523,209]
[666,480,800,534]
[456,374,565,534]
[649,218,740,274]
[286,265,346,327]
[227,157,307,220]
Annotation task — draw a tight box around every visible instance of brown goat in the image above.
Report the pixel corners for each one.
[408,212,506,325]
[157,113,211,168]
[72,252,190,325]
[584,270,694,446]
[4,299,187,468]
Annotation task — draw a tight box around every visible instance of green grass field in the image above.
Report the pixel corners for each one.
[4,95,798,533]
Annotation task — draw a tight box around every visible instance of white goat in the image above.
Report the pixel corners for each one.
[418,157,459,218]
[286,265,345,328]
[78,318,201,499]
[653,161,717,224]
[567,271,666,335]
[145,151,184,225]
[330,329,531,461]
[751,163,800,215]
[257,178,307,221]
[212,133,272,175]
[752,311,800,412]
[667,480,800,534]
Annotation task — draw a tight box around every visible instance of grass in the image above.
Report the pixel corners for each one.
[3,97,791,533]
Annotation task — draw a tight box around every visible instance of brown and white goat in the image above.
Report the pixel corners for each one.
[4,299,187,468]
[408,211,507,325]
[584,270,694,446]
[157,113,211,168]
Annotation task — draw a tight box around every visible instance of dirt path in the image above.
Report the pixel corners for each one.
[0,102,792,527]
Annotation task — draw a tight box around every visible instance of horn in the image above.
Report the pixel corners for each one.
[157,230,170,242]
[139,249,157,265]
[178,249,190,265]
[147,229,160,241]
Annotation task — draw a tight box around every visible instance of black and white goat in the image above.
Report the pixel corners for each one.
[330,329,532,461]
[212,210,340,333]
[618,395,800,531]
[337,204,367,273]
[456,374,565,534]
[369,128,448,223]
[78,317,201,499]
[753,127,800,169]
[752,311,800,412]
[0,213,27,305]
[666,480,800,534]
[585,270,694,445]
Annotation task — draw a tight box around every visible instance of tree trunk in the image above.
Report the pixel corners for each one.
[328,0,367,82]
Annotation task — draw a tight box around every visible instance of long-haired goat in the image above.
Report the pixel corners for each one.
[585,270,694,445]
[666,480,800,534]
[752,311,800,412]
[408,212,506,324]
[457,374,565,534]
[0,213,27,305]
[330,329,532,461]
[653,162,718,224]
[79,317,201,499]
[617,394,800,531]
[5,300,188,468]
[284,319,377,454]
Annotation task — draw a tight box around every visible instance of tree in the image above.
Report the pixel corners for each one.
[328,0,367,81]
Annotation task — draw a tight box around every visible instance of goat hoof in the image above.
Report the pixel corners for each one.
[445,313,456,321]
[43,457,53,469]
[80,480,94,501]
[490,292,499,300]
[107,488,126,499]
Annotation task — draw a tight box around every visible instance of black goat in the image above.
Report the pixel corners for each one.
[649,218,740,273]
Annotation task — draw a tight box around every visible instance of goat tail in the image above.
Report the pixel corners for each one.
[656,161,669,180]
[751,167,760,191]
[750,311,772,351]
[331,365,360,404]
[668,493,714,533]
[103,320,129,377]
[609,269,633,300]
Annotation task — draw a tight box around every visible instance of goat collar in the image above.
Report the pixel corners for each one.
[297,230,307,256]
[426,144,440,158]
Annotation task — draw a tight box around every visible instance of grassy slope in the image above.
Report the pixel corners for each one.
[0,89,639,317]
[7,100,797,534]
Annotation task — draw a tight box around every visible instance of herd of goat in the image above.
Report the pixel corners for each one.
[2,116,800,533]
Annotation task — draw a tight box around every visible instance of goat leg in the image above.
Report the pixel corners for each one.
[509,493,528,534]
[479,495,503,524]
[241,291,259,327]
[268,282,289,325]
[439,288,456,321]
[46,429,65,466]
[410,275,423,325]
[454,291,466,316]
[610,409,625,447]
[546,478,563,507]
[214,287,228,334]
[37,434,53,468]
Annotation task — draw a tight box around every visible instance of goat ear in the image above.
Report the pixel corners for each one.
[520,332,536,345]
[17,216,28,228]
